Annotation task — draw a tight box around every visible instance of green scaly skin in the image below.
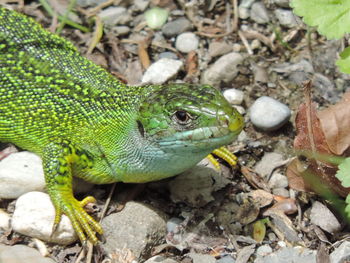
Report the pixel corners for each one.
[0,7,244,244]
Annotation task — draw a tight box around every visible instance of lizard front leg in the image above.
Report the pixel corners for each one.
[42,140,103,244]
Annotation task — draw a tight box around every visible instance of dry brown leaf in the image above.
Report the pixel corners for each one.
[286,159,311,192]
[318,91,350,155]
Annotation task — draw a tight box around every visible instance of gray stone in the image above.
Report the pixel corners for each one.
[0,152,45,199]
[313,73,338,103]
[272,188,289,197]
[254,246,316,263]
[310,201,341,234]
[111,26,130,36]
[208,41,233,57]
[270,0,290,8]
[239,0,256,8]
[223,88,244,105]
[238,7,250,19]
[76,0,108,7]
[268,172,289,189]
[256,245,273,257]
[271,59,314,74]
[249,96,291,131]
[162,18,192,37]
[250,2,270,24]
[99,7,131,27]
[274,9,300,28]
[166,217,183,233]
[101,201,167,259]
[134,0,149,12]
[216,255,236,263]
[169,159,230,207]
[188,252,216,263]
[330,241,350,263]
[175,32,199,53]
[144,255,178,263]
[159,52,178,60]
[201,52,245,86]
[141,58,183,84]
[0,244,55,263]
[255,152,284,178]
[12,192,77,245]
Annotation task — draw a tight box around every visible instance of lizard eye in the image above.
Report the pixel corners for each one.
[173,110,192,124]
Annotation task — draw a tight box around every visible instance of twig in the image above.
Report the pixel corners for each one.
[238,30,253,55]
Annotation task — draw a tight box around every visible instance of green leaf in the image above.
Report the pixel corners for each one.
[336,157,350,187]
[336,47,350,74]
[345,195,350,216]
[291,0,350,39]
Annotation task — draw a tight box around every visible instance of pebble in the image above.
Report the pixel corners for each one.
[0,209,10,230]
[216,255,236,263]
[254,246,316,263]
[76,0,107,7]
[256,245,273,257]
[313,73,338,103]
[158,52,178,60]
[274,9,300,28]
[134,0,149,12]
[141,58,183,84]
[250,2,270,24]
[12,192,77,245]
[238,7,250,19]
[162,18,192,37]
[310,201,341,234]
[101,201,167,260]
[268,172,289,189]
[0,151,45,199]
[235,105,246,115]
[271,59,314,74]
[99,7,131,27]
[223,88,244,105]
[249,96,291,131]
[254,152,284,178]
[175,32,199,53]
[201,52,245,86]
[187,252,216,263]
[330,241,350,263]
[272,188,289,197]
[166,217,183,233]
[111,26,130,36]
[208,41,233,57]
[144,256,177,263]
[270,0,290,8]
[0,244,55,263]
[168,158,230,207]
[251,39,261,50]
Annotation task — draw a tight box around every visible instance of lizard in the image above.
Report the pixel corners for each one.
[0,6,244,244]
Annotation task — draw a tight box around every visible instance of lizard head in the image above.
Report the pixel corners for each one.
[137,83,244,156]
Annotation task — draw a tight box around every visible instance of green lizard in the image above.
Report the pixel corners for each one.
[0,7,244,244]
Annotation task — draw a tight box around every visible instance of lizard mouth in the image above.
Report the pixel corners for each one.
[157,126,241,152]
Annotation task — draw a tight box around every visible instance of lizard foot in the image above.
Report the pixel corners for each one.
[51,193,103,244]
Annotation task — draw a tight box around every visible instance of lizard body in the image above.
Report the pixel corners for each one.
[0,7,244,243]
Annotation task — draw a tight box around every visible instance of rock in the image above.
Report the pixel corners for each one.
[0,244,55,263]
[168,158,230,207]
[111,26,130,36]
[216,255,236,263]
[166,217,183,233]
[134,0,149,12]
[271,59,314,74]
[313,73,338,103]
[310,201,341,234]
[162,18,192,37]
[175,32,199,53]
[239,0,256,18]
[248,190,274,208]
[76,0,107,7]
[249,96,291,131]
[0,151,45,199]
[141,58,183,84]
[254,246,317,263]
[274,9,300,28]
[158,52,178,60]
[0,209,10,230]
[144,255,178,263]
[223,88,244,105]
[12,192,77,245]
[201,52,244,86]
[187,252,216,263]
[256,245,273,257]
[268,212,301,243]
[208,41,233,57]
[272,188,289,197]
[254,152,284,178]
[99,7,131,27]
[216,202,242,234]
[330,241,350,263]
[101,201,167,260]
[270,0,290,8]
[268,172,289,189]
[250,2,270,24]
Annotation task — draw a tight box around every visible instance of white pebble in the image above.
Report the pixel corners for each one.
[274,9,300,28]
[0,209,10,230]
[175,32,199,53]
[223,88,244,105]
[0,152,45,199]
[141,58,183,84]
[249,96,291,131]
[12,192,77,245]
